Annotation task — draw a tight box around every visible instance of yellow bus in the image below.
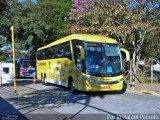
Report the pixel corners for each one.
[36,34,130,93]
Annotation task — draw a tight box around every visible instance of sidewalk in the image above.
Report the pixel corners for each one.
[127,83,160,96]
[0,85,68,120]
[0,96,28,120]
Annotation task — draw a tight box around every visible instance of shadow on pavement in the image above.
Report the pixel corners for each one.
[7,85,127,120]
[0,96,28,120]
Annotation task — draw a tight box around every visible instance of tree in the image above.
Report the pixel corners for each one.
[141,7,160,62]
[0,0,72,58]
[68,0,159,74]
[0,0,7,14]
[0,34,11,61]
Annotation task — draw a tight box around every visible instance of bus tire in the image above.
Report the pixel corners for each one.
[41,74,45,85]
[44,75,49,86]
[119,82,127,94]
[68,77,76,94]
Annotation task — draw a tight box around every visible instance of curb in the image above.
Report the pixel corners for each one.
[127,89,160,96]
[140,90,160,96]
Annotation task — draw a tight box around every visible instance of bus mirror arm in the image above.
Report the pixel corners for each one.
[76,45,85,59]
[120,48,130,61]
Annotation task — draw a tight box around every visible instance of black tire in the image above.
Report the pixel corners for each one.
[41,74,45,85]
[119,82,127,94]
[69,78,76,94]
[44,75,49,86]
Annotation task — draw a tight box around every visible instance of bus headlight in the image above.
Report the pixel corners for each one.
[82,75,122,85]
[82,76,98,84]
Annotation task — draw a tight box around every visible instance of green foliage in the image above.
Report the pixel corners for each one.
[0,0,7,16]
[141,6,160,61]
[69,0,156,43]
[0,0,159,63]
[0,50,8,61]
[0,0,72,58]
[141,31,160,61]
[68,0,160,73]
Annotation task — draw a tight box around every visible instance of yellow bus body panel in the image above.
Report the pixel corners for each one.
[36,34,125,92]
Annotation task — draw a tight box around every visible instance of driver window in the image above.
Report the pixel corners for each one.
[72,40,83,71]
[76,49,82,70]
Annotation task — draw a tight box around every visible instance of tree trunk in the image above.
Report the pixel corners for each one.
[158,77,160,83]
[132,50,137,74]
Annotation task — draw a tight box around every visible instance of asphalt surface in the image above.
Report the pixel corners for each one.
[0,79,160,120]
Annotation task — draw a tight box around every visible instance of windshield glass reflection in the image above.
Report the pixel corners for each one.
[85,42,122,76]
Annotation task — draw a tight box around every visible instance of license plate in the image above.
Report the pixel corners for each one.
[103,86,110,89]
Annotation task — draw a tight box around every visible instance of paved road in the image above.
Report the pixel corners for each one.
[0,80,160,120]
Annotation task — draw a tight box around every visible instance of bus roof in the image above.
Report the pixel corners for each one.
[6,58,33,63]
[37,34,117,50]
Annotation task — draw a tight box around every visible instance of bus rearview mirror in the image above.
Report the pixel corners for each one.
[120,48,130,61]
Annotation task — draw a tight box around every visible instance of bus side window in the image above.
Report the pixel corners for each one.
[64,43,72,60]
[41,49,47,60]
[54,46,58,58]
[76,49,82,71]
[57,45,65,58]
[47,48,52,59]
[37,50,45,60]
[72,40,83,71]
[51,47,55,59]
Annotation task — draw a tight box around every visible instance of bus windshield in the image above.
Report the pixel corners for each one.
[85,42,122,76]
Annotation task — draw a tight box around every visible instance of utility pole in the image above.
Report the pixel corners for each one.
[151,58,153,85]
[10,26,17,95]
[130,60,132,83]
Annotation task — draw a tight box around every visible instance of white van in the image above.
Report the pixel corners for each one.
[0,62,13,86]
[153,63,160,72]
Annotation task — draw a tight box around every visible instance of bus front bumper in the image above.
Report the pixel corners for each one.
[76,80,124,92]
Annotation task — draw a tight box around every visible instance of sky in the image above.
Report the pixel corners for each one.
[18,0,37,3]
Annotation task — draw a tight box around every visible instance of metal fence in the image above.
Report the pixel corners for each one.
[125,59,160,83]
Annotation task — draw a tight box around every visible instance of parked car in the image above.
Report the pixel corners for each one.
[139,60,145,65]
[153,63,160,72]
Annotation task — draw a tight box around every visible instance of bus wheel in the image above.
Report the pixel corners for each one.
[119,82,127,94]
[69,78,76,94]
[44,75,49,86]
[41,74,45,85]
